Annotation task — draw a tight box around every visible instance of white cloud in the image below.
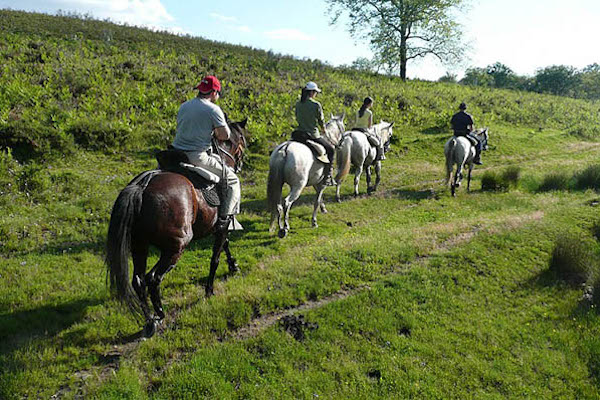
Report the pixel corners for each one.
[264,28,314,41]
[209,12,237,23]
[236,25,251,33]
[0,0,174,26]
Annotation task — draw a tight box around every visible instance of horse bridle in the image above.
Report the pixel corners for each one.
[324,118,345,148]
[216,127,246,173]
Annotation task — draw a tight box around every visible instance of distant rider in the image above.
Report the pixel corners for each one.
[172,75,242,231]
[292,81,335,186]
[352,96,385,161]
[450,102,482,165]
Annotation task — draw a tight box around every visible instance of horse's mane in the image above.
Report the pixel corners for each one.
[323,114,345,146]
[373,120,393,143]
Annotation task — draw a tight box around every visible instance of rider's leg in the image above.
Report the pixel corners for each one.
[313,137,335,185]
[467,134,483,165]
[185,151,242,230]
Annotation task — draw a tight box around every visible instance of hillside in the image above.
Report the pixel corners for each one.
[2,10,600,399]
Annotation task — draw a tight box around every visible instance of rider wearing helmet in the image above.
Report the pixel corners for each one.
[353,96,385,161]
[293,82,335,186]
[450,102,482,165]
[172,75,242,231]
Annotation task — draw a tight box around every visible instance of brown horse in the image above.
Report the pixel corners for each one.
[106,119,248,337]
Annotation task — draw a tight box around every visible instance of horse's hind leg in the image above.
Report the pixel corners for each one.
[366,165,373,194]
[223,238,240,275]
[206,230,228,296]
[146,250,182,323]
[279,184,304,238]
[354,165,363,196]
[132,242,152,322]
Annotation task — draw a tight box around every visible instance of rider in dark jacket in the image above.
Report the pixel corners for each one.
[450,102,482,165]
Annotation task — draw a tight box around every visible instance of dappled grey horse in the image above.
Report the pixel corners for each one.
[444,128,489,196]
[267,114,345,238]
[334,121,394,202]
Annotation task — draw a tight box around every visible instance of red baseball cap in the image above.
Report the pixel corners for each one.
[195,75,221,93]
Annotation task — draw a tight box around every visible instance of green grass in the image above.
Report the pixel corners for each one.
[2,9,600,400]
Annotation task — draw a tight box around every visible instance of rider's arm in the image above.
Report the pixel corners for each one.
[213,125,231,141]
[317,103,325,132]
[368,112,373,129]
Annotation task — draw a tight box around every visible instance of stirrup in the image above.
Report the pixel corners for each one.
[216,215,244,231]
[321,175,335,186]
[473,157,483,165]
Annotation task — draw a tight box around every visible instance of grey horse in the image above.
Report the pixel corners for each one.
[444,128,489,196]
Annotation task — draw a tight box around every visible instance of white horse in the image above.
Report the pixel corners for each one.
[267,114,345,238]
[334,121,394,202]
[444,128,489,196]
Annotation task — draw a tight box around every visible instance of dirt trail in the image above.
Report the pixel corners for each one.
[55,206,545,398]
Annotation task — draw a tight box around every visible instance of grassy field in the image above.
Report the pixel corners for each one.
[2,10,600,399]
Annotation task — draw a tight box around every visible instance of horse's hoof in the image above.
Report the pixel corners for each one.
[278,229,287,238]
[312,222,318,228]
[321,208,328,214]
[144,320,158,338]
[229,263,240,275]
[205,287,215,298]
[336,197,342,203]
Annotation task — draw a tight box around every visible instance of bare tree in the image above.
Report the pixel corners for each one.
[326,0,468,80]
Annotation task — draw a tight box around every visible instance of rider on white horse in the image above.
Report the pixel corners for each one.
[292,82,335,186]
[450,102,483,165]
[352,96,385,161]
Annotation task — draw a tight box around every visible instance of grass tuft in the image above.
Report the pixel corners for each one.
[549,233,598,285]
[481,171,509,191]
[537,172,571,192]
[574,165,600,191]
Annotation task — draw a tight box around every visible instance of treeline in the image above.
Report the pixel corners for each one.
[439,62,600,100]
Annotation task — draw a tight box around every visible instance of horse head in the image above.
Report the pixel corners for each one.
[475,127,489,151]
[375,120,395,154]
[324,113,346,147]
[217,118,248,173]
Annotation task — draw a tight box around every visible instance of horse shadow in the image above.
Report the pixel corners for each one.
[390,188,440,202]
[0,297,104,366]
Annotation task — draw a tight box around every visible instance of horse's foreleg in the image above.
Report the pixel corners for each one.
[335,181,342,203]
[312,186,326,228]
[206,231,228,296]
[223,238,239,275]
[354,165,363,196]
[467,165,473,192]
[365,165,373,193]
[373,161,382,192]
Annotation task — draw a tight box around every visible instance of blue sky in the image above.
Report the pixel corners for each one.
[1,0,600,80]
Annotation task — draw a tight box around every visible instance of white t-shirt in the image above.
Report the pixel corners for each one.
[172,97,227,151]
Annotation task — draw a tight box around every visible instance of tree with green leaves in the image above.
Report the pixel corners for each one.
[326,0,468,80]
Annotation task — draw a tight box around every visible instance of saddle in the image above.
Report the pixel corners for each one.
[155,149,221,207]
[290,131,329,163]
[453,131,478,147]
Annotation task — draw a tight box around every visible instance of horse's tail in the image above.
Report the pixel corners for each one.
[335,135,352,183]
[105,182,144,311]
[267,146,286,214]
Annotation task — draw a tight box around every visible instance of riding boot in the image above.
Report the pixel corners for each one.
[215,215,243,232]
[321,163,335,186]
[473,146,483,165]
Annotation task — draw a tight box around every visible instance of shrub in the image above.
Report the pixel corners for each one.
[592,220,600,242]
[501,166,521,187]
[481,171,509,191]
[574,164,600,191]
[549,233,598,285]
[537,172,571,192]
